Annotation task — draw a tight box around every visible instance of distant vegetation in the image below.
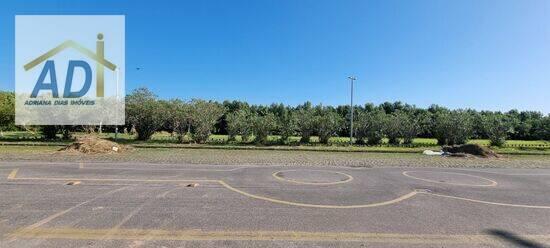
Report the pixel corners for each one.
[1,88,549,147]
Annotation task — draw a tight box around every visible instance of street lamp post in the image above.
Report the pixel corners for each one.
[115,68,120,141]
[348,76,356,145]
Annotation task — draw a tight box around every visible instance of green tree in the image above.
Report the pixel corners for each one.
[402,112,428,145]
[0,91,15,136]
[189,99,225,143]
[482,113,513,147]
[226,109,254,142]
[295,103,316,143]
[433,110,473,145]
[532,116,550,141]
[278,109,297,143]
[314,110,343,144]
[384,112,403,145]
[251,112,277,144]
[166,99,192,143]
[355,109,387,145]
[126,88,164,140]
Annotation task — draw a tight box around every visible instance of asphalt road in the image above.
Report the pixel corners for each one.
[0,161,549,248]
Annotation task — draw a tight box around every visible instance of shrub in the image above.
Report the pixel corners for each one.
[41,126,58,139]
[189,99,225,143]
[126,88,164,140]
[61,126,72,140]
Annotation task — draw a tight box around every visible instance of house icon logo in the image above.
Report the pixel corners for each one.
[15,15,125,126]
[24,33,116,98]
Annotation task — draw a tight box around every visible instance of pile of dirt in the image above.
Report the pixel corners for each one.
[60,136,126,154]
[442,144,499,158]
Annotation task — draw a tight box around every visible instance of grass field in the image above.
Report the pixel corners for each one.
[2,131,549,146]
[1,131,549,155]
[1,145,549,168]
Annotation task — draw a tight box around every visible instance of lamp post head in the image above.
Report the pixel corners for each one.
[348,76,356,81]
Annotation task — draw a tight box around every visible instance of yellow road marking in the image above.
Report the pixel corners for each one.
[24,186,130,230]
[7,169,18,179]
[111,187,180,233]
[272,169,353,185]
[7,170,416,209]
[218,180,417,209]
[79,163,84,169]
[0,161,264,171]
[13,227,546,244]
[78,166,246,172]
[8,169,550,209]
[9,176,218,183]
[7,186,131,242]
[403,171,498,187]
[420,192,550,209]
[453,168,550,176]
[156,186,183,198]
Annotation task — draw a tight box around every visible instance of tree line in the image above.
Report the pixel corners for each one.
[1,89,549,146]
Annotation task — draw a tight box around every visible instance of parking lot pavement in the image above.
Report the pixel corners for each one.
[0,161,549,247]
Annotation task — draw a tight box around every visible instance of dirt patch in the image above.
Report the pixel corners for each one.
[60,135,126,154]
[442,144,499,158]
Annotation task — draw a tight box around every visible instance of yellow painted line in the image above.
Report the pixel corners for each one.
[79,163,84,169]
[100,187,183,240]
[218,180,417,209]
[11,227,541,244]
[10,176,218,183]
[13,170,548,209]
[7,186,131,243]
[25,187,130,230]
[453,168,550,176]
[7,169,18,179]
[7,173,416,209]
[78,166,244,172]
[156,186,183,198]
[0,161,264,171]
[272,169,353,185]
[402,171,498,187]
[420,192,550,209]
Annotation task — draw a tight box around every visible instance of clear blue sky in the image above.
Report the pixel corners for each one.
[1,0,549,113]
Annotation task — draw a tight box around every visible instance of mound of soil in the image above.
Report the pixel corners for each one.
[60,136,126,154]
[442,144,499,158]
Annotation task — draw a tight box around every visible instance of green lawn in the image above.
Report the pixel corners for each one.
[1,131,549,155]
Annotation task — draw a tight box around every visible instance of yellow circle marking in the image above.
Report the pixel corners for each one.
[10,167,550,209]
[272,169,353,185]
[219,180,417,209]
[403,171,497,187]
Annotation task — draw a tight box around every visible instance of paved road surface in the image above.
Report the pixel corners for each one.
[0,161,549,247]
